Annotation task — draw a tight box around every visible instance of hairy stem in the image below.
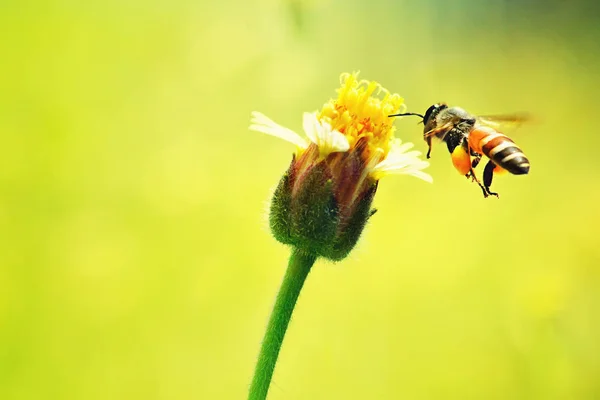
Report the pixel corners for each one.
[248,248,317,400]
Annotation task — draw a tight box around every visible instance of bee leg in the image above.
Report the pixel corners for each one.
[473,172,489,198]
[465,170,478,183]
[450,141,485,197]
[466,162,489,198]
[426,136,432,159]
[463,141,490,198]
[425,122,454,159]
[471,151,482,169]
[483,160,500,198]
[465,166,488,198]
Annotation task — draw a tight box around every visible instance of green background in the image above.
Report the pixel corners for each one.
[1,1,599,399]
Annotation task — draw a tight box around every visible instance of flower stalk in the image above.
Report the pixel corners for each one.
[248,248,317,400]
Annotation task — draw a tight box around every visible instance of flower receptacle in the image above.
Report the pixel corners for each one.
[269,151,378,261]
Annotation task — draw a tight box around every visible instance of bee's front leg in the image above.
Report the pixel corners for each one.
[426,136,432,159]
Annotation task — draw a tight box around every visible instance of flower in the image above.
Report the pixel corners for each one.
[250,72,431,260]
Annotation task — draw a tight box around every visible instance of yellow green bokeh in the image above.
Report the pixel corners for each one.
[1,1,599,399]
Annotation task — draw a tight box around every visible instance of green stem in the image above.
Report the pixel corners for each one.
[248,248,317,400]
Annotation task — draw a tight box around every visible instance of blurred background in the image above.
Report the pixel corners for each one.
[1,0,599,399]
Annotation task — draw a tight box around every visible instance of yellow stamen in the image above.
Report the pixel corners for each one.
[318,72,405,162]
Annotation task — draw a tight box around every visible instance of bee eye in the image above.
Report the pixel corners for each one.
[423,104,438,123]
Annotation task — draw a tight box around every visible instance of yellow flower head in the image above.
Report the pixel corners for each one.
[318,72,405,163]
[250,72,431,182]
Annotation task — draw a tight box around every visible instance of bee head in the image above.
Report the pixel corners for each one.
[423,103,448,126]
[422,102,448,138]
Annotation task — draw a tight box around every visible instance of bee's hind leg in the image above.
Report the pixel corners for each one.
[483,160,500,198]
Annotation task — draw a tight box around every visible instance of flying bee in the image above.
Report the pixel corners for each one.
[390,103,530,198]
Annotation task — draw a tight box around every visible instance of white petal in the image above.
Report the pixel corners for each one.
[384,149,423,164]
[406,170,435,183]
[315,120,327,146]
[375,161,434,183]
[302,112,319,144]
[302,112,349,155]
[375,156,431,172]
[400,150,426,160]
[372,139,433,183]
[329,129,351,152]
[250,111,308,149]
[389,139,415,154]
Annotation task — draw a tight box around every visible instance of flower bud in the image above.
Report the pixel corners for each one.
[270,143,378,260]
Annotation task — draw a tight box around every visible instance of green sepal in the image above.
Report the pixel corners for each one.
[269,154,378,261]
[322,181,378,261]
[289,161,339,255]
[269,157,296,245]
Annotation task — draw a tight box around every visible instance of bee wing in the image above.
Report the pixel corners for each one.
[476,113,532,130]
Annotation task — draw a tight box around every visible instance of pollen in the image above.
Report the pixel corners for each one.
[318,72,405,162]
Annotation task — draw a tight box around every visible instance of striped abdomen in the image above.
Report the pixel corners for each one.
[469,127,530,175]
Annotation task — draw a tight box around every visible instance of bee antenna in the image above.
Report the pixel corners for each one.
[388,112,425,119]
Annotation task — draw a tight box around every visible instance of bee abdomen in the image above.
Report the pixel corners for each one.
[483,135,530,175]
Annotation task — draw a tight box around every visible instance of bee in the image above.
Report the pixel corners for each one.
[390,103,530,198]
